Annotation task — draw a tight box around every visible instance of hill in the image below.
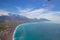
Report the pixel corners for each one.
[0,14,50,23]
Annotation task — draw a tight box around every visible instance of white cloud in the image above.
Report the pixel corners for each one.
[0,10,9,16]
[19,8,48,17]
[17,7,60,23]
[42,4,55,9]
[39,13,60,23]
[16,7,33,13]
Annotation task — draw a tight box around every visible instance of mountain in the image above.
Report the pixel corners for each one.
[0,14,50,23]
[0,16,9,23]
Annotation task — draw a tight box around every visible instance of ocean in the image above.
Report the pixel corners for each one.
[13,22,60,40]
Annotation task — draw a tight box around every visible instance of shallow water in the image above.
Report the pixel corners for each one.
[13,22,60,40]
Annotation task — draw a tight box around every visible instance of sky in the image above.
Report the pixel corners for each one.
[0,0,60,23]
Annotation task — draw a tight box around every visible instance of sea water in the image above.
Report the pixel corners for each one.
[13,22,60,40]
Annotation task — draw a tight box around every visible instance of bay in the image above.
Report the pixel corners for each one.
[13,22,60,40]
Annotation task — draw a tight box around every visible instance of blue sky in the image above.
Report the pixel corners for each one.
[0,0,60,11]
[0,0,60,23]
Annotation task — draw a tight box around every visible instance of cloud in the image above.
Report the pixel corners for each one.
[18,8,48,18]
[39,12,60,23]
[0,10,9,16]
[42,4,55,9]
[18,8,49,18]
[17,7,60,23]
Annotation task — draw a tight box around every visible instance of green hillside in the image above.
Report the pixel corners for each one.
[0,23,5,31]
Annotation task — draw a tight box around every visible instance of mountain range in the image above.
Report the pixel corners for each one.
[0,14,50,23]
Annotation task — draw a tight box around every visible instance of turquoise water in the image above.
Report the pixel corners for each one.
[13,22,60,40]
